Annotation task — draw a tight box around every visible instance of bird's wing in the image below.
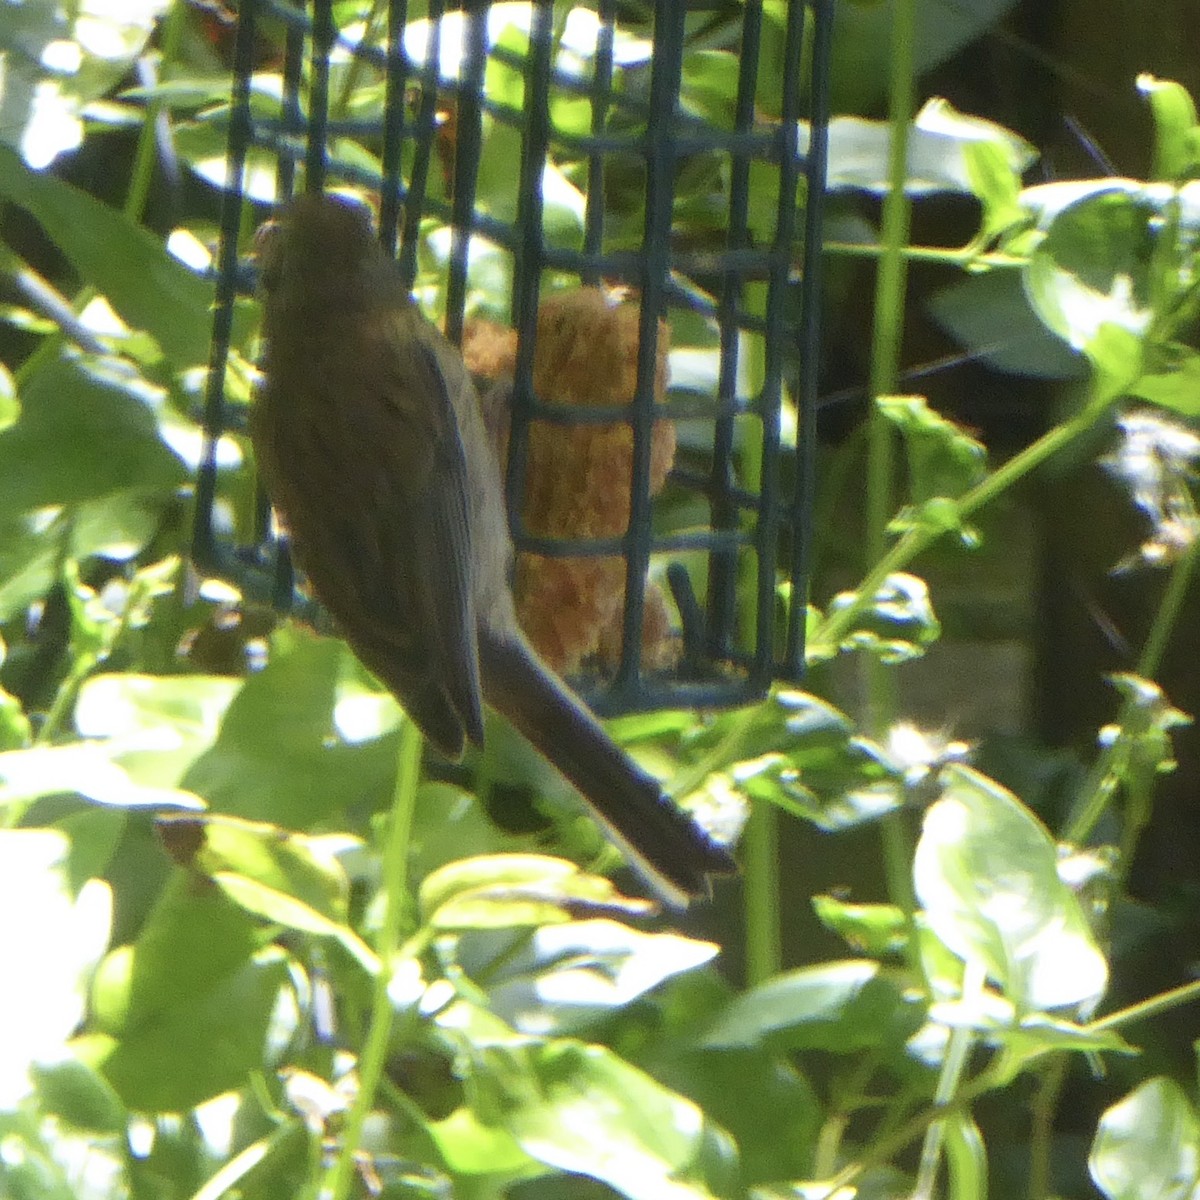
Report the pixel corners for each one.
[291,307,485,758]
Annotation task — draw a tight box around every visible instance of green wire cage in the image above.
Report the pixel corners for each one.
[193,0,831,715]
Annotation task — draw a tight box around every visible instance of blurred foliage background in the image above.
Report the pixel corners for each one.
[3,1,1200,1199]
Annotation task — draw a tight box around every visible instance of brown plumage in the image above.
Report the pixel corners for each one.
[251,192,734,904]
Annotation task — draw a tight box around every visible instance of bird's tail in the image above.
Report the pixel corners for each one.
[478,632,736,905]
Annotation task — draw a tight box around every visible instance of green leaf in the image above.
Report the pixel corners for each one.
[0,829,112,1110]
[213,873,377,973]
[1023,187,1155,390]
[735,702,972,837]
[479,918,718,1035]
[963,136,1026,241]
[702,960,921,1053]
[174,118,285,207]
[0,492,165,622]
[90,871,259,1033]
[1137,74,1200,181]
[989,1014,1135,1084]
[74,673,242,789]
[158,812,377,971]
[419,853,653,930]
[0,353,186,520]
[118,78,237,109]
[673,1039,820,1186]
[429,1105,535,1178]
[707,689,850,772]
[732,750,901,831]
[0,0,169,168]
[807,98,1034,197]
[0,362,17,430]
[888,496,976,543]
[1131,346,1200,415]
[828,572,941,664]
[54,806,128,898]
[943,1110,988,1200]
[183,629,400,828]
[464,1039,735,1199]
[29,1058,126,1134]
[813,896,909,956]
[0,742,205,816]
[408,779,536,883]
[878,394,987,504]
[1090,1077,1200,1200]
[928,269,1086,381]
[85,871,287,1111]
[914,764,1109,1011]
[682,50,739,128]
[0,142,213,365]
[717,693,909,832]
[1087,323,1147,405]
[181,814,352,923]
[1102,673,1191,785]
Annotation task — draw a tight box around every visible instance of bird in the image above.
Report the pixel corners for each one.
[251,191,736,905]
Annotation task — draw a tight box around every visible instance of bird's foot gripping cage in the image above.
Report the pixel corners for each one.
[195,0,832,716]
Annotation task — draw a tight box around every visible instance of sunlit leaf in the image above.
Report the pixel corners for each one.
[1090,1077,1200,1200]
[813,896,909,956]
[1023,187,1163,395]
[0,144,212,365]
[703,961,921,1053]
[827,572,941,664]
[929,270,1086,380]
[1099,674,1191,784]
[29,1057,126,1135]
[1138,74,1200,181]
[0,352,186,520]
[163,814,352,924]
[74,673,242,790]
[1131,347,1200,415]
[85,872,287,1111]
[0,742,206,814]
[0,830,112,1109]
[463,1039,735,1199]
[799,98,1034,197]
[0,0,170,168]
[420,853,653,930]
[183,629,399,828]
[943,1110,988,1200]
[479,919,717,1035]
[988,1013,1135,1084]
[914,764,1108,1011]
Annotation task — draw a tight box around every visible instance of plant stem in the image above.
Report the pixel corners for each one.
[1086,977,1200,1033]
[910,960,984,1200]
[824,240,1027,269]
[810,396,1105,659]
[334,0,388,120]
[1027,1054,1067,1200]
[668,702,759,801]
[125,0,186,225]
[1065,534,1200,847]
[1137,533,1200,680]
[860,0,917,737]
[865,0,917,551]
[321,719,422,1200]
[741,284,781,982]
[816,1058,1008,1199]
[742,796,780,985]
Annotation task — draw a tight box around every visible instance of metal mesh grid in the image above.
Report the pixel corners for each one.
[193,0,831,715]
